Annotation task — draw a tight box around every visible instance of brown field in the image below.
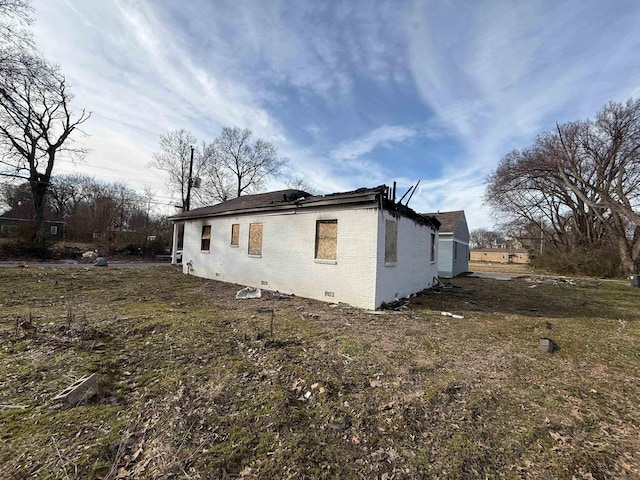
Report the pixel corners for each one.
[468,259,537,275]
[1,266,639,479]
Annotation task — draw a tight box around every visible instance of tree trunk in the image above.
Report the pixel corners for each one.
[30,175,49,246]
[618,237,637,276]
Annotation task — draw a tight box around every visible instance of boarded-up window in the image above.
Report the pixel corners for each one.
[201,225,211,251]
[315,220,337,260]
[385,220,397,263]
[430,233,436,261]
[231,224,239,246]
[248,223,263,255]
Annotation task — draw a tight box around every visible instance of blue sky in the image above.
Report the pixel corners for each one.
[31,0,640,228]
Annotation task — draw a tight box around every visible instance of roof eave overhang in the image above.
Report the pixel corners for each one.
[169,193,380,222]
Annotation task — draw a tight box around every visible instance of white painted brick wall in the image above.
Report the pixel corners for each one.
[180,204,438,310]
[374,210,439,306]
[181,205,380,309]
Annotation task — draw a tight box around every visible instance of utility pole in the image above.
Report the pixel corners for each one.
[185,145,194,211]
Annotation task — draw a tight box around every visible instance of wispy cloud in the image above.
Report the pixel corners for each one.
[407,0,640,169]
[29,0,640,228]
[329,125,418,160]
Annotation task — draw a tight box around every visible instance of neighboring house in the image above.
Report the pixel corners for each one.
[0,202,65,239]
[169,185,441,310]
[422,210,469,278]
[470,248,530,264]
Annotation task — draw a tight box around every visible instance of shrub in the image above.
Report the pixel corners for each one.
[530,245,621,278]
[0,241,52,260]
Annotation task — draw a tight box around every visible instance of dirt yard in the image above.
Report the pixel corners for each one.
[1,266,639,479]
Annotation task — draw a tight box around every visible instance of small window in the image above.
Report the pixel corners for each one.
[315,220,337,260]
[201,225,211,251]
[430,233,436,261]
[248,223,263,256]
[231,224,239,246]
[385,220,397,264]
[50,225,58,235]
[453,241,458,261]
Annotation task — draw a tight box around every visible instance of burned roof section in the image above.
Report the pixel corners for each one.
[169,184,440,229]
[169,189,311,220]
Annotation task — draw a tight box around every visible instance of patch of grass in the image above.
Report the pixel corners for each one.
[1,267,639,478]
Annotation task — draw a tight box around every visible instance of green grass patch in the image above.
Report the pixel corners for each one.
[0,267,639,478]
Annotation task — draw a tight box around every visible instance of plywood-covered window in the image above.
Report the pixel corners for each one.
[385,220,398,264]
[315,220,337,260]
[430,232,436,261]
[231,224,240,246]
[248,223,263,256]
[201,225,211,251]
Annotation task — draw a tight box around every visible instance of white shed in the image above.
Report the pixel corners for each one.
[421,210,469,278]
[170,186,440,310]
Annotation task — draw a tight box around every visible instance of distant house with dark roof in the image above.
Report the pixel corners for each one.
[169,185,441,310]
[0,202,65,239]
[422,210,469,278]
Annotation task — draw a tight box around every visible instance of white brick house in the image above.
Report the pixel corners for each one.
[169,186,440,310]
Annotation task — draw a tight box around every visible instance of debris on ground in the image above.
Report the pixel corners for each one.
[273,293,294,300]
[94,257,108,267]
[236,287,262,299]
[380,299,410,311]
[441,311,464,319]
[52,373,98,406]
[539,337,558,353]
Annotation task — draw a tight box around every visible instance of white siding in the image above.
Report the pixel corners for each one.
[181,206,380,309]
[374,210,439,307]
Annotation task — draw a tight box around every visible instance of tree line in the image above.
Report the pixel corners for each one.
[485,98,640,276]
[1,174,169,244]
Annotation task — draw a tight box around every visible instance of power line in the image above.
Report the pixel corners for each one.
[91,112,163,137]
[55,159,166,185]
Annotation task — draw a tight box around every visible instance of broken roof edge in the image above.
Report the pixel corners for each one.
[169,185,386,221]
[387,200,440,229]
[168,184,439,229]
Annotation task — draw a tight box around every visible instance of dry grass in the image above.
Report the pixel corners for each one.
[1,266,639,479]
[469,260,538,275]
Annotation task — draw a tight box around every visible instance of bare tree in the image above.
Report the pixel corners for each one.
[61,179,142,240]
[204,127,288,202]
[469,228,503,248]
[0,0,34,80]
[285,176,319,195]
[0,180,31,210]
[486,98,640,274]
[149,130,208,211]
[0,2,89,245]
[48,173,97,217]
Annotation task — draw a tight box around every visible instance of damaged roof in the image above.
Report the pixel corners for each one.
[169,185,440,229]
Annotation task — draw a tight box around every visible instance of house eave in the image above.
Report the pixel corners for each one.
[169,193,381,222]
